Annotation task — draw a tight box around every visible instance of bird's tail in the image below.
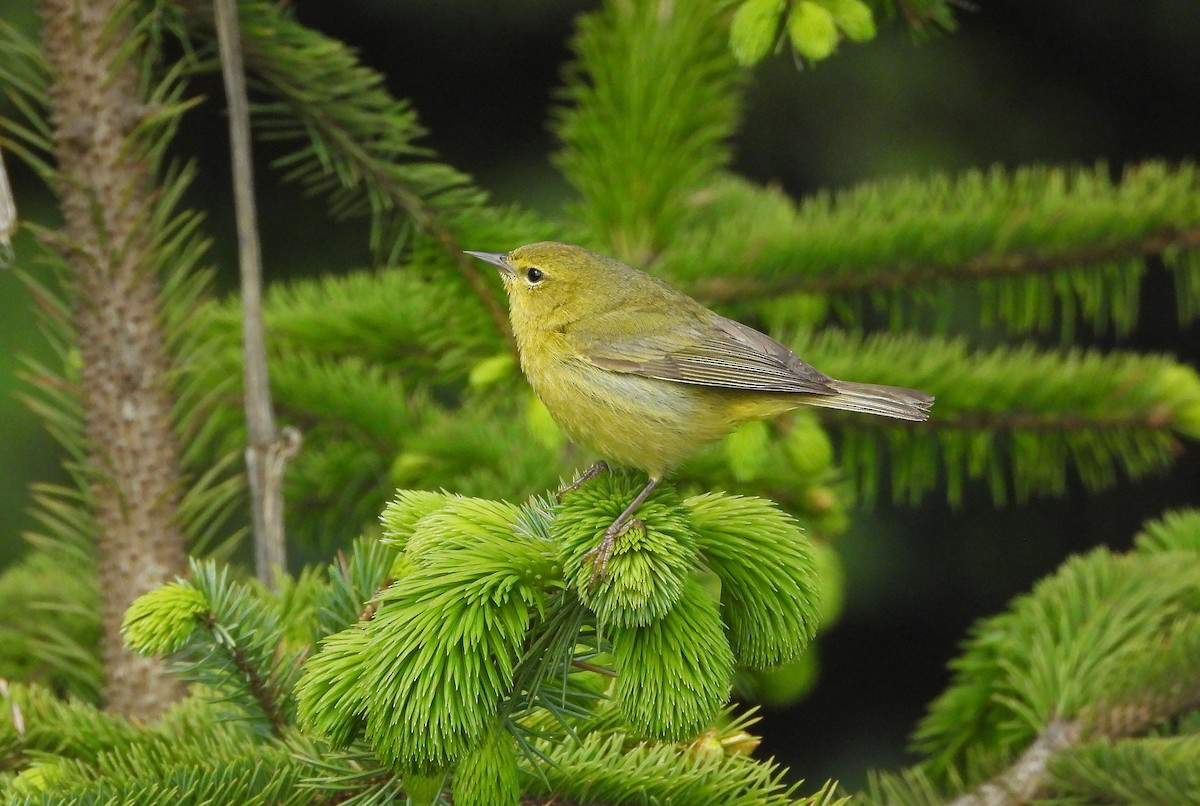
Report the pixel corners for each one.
[805,380,934,422]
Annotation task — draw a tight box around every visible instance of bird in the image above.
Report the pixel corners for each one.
[466,241,933,578]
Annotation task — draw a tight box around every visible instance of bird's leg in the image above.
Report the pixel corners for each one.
[555,460,609,501]
[584,476,660,582]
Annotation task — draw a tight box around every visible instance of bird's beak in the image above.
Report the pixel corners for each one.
[464,250,514,277]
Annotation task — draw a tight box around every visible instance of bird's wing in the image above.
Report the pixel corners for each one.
[566,306,837,395]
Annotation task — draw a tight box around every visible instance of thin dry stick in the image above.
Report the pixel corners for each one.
[213,0,299,589]
[0,148,15,261]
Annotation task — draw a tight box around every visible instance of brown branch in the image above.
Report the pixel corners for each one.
[430,222,517,354]
[946,720,1082,806]
[260,103,516,351]
[690,227,1200,304]
[203,612,287,737]
[39,0,187,718]
[213,0,300,589]
[357,577,394,622]
[570,659,618,678]
[945,678,1200,805]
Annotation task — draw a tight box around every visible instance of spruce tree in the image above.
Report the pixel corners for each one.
[1,1,1198,803]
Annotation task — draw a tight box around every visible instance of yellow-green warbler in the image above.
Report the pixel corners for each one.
[467,242,932,578]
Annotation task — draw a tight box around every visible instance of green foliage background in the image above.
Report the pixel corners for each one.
[1,0,1199,798]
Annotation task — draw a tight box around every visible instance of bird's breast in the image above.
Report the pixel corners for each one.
[517,333,744,476]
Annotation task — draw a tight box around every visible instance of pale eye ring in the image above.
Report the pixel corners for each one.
[526,267,544,283]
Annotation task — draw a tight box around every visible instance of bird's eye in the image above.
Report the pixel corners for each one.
[526,267,544,284]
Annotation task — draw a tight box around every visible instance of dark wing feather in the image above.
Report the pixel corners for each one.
[566,305,837,395]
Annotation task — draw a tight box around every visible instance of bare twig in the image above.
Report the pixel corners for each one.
[570,659,618,678]
[0,148,15,263]
[213,0,299,589]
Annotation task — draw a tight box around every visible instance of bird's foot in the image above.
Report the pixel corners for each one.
[584,516,642,586]
[555,460,609,502]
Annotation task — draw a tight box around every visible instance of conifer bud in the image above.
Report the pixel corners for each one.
[804,486,850,536]
[729,0,785,66]
[1155,363,1200,439]
[122,582,208,655]
[404,774,444,806]
[556,475,694,626]
[526,394,565,449]
[380,489,449,550]
[687,730,725,761]
[820,0,876,42]
[454,726,520,806]
[802,485,836,514]
[389,452,432,487]
[787,1,839,62]
[720,728,761,756]
[612,578,733,741]
[784,414,834,476]
[724,419,772,481]
[468,352,515,388]
[744,651,818,707]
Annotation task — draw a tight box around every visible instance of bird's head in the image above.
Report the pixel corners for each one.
[466,241,625,328]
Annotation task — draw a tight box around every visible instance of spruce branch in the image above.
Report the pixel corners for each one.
[0,546,102,701]
[523,730,837,806]
[554,0,743,262]
[2,682,143,768]
[294,486,831,799]
[793,330,1200,505]
[5,7,241,708]
[692,226,1200,301]
[857,518,1200,806]
[944,720,1082,806]
[124,560,301,739]
[902,541,1200,805]
[213,0,299,589]
[174,0,518,351]
[666,165,1200,337]
[942,671,1200,806]
[1133,507,1200,553]
[1046,735,1200,804]
[206,612,288,738]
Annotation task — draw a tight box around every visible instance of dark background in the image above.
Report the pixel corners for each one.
[3,0,1199,791]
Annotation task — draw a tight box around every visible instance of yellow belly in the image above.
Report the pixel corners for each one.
[524,352,795,478]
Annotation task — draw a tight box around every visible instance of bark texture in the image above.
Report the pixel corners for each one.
[40,0,187,717]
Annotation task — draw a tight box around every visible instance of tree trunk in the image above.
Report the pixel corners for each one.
[40,0,188,718]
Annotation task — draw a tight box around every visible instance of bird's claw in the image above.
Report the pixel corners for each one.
[584,517,642,586]
[555,460,609,502]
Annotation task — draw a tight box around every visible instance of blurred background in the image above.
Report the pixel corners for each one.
[3,0,1199,790]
